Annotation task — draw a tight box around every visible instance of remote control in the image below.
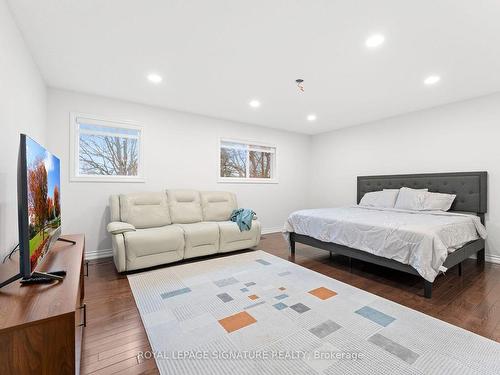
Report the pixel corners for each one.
[20,277,54,285]
[49,270,67,277]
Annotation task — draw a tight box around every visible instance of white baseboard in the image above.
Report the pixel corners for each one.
[85,248,112,260]
[262,226,282,235]
[485,253,500,264]
[86,237,500,265]
[85,227,282,260]
[469,253,500,265]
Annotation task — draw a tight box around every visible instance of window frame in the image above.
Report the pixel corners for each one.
[218,137,278,184]
[69,112,145,183]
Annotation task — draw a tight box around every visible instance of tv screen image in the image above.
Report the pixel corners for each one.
[19,135,61,274]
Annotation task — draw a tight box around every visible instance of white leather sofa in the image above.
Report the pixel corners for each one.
[107,190,261,272]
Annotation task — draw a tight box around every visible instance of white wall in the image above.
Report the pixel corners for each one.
[309,93,500,262]
[47,89,500,262]
[47,89,311,257]
[0,0,47,259]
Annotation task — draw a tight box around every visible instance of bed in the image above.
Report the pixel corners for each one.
[284,172,487,298]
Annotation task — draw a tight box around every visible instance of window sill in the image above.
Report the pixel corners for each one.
[218,178,279,184]
[70,176,146,183]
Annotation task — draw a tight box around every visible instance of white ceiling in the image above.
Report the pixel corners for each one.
[8,0,500,134]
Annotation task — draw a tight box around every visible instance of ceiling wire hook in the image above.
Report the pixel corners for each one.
[295,79,304,93]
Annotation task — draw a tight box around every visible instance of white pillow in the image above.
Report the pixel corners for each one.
[394,187,428,210]
[359,189,399,208]
[422,191,456,211]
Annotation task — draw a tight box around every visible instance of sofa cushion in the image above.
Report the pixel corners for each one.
[123,225,184,258]
[218,220,261,253]
[167,190,203,224]
[120,192,171,228]
[178,222,219,259]
[126,250,184,272]
[200,191,238,221]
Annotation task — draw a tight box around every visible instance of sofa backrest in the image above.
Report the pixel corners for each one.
[119,192,171,228]
[110,195,121,222]
[166,190,203,224]
[200,191,238,221]
[110,190,239,227]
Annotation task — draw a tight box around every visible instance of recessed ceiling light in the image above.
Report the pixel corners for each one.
[307,114,317,122]
[249,99,261,108]
[365,34,385,48]
[147,73,163,84]
[424,75,441,86]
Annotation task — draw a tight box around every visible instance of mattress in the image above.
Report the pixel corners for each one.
[284,206,487,282]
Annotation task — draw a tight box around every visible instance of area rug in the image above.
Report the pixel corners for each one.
[128,250,500,374]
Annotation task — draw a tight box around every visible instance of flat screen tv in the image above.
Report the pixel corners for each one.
[17,134,62,278]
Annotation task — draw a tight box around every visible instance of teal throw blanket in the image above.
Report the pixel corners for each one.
[230,208,256,231]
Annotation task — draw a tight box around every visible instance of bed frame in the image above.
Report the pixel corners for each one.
[289,172,487,298]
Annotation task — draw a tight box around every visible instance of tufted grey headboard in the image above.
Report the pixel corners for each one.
[357,172,487,214]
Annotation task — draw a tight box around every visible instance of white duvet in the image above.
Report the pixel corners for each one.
[283,206,487,282]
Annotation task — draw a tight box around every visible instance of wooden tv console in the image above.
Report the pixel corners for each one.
[0,234,86,374]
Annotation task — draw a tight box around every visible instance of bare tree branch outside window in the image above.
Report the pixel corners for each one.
[249,151,271,178]
[220,141,275,180]
[220,147,247,177]
[77,122,141,177]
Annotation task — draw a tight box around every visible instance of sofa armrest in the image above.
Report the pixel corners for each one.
[107,221,136,235]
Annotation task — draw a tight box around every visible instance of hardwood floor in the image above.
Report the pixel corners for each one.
[81,233,500,374]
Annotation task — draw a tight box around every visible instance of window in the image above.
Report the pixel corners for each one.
[70,113,144,182]
[219,139,277,183]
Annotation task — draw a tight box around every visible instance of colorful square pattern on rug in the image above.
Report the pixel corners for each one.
[128,250,500,375]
